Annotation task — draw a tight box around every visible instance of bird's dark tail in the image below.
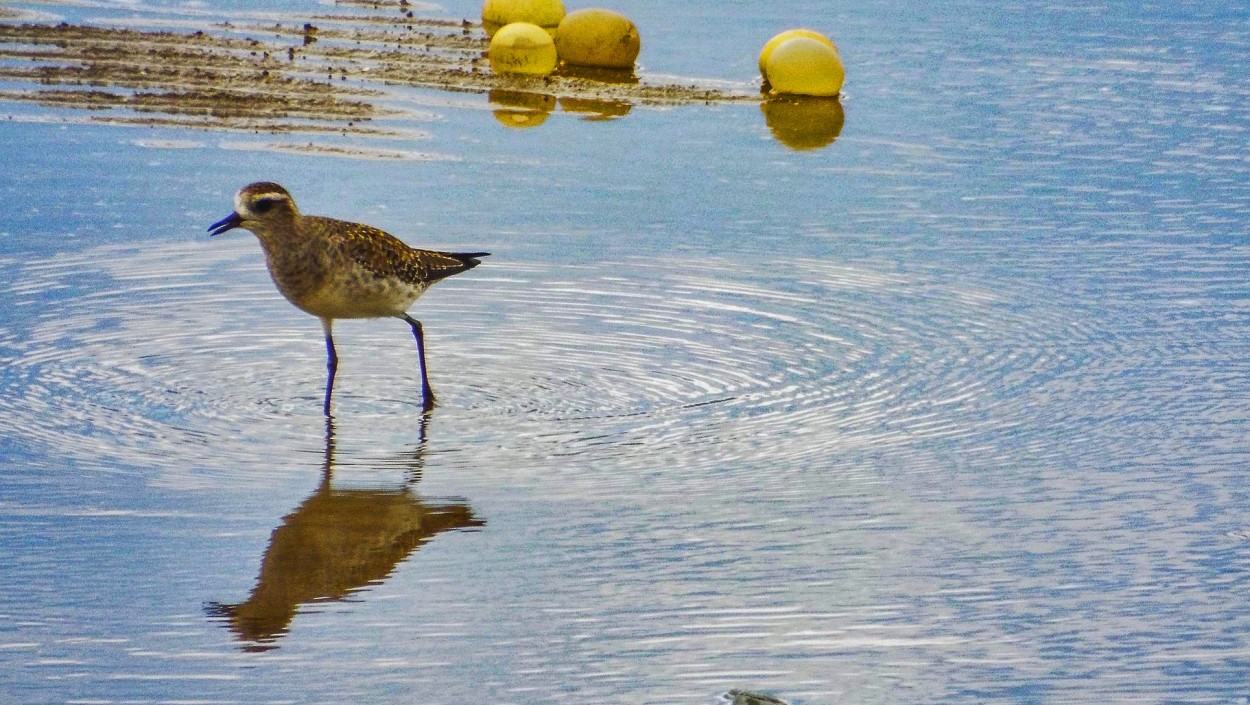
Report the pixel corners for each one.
[451,252,490,268]
[426,251,490,283]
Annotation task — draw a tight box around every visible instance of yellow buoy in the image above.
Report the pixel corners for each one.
[764,36,845,97]
[489,22,559,76]
[482,0,565,38]
[554,8,641,70]
[758,29,838,77]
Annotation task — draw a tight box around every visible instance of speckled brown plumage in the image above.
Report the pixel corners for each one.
[316,216,485,289]
[208,181,489,413]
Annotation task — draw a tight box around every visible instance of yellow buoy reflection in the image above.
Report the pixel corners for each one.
[761,95,845,151]
[559,96,633,120]
[490,88,556,128]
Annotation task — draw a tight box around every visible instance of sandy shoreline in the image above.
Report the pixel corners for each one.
[0,5,758,136]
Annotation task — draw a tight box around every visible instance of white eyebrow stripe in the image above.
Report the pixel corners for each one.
[235,189,290,214]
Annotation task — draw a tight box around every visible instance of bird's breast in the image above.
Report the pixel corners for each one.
[295,267,428,320]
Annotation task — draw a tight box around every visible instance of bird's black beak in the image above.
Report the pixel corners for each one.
[208,212,243,237]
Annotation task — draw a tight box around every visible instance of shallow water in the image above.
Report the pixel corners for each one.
[3,0,1250,703]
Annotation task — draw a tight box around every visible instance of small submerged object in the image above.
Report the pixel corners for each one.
[554,8,641,70]
[760,29,844,97]
[489,22,559,76]
[481,0,565,38]
[726,689,790,705]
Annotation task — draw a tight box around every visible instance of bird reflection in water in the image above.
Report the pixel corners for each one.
[207,414,483,651]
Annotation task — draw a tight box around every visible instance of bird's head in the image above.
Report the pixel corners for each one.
[208,182,299,237]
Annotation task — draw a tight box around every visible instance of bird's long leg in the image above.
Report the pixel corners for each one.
[402,314,436,411]
[322,319,338,417]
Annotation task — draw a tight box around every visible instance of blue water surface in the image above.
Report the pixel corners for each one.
[1,0,1249,703]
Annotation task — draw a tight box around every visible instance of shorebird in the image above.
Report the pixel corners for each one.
[208,182,489,414]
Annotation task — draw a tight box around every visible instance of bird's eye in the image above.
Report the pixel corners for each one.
[253,198,275,214]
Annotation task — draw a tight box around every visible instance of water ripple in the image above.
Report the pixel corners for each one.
[1,239,1094,492]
